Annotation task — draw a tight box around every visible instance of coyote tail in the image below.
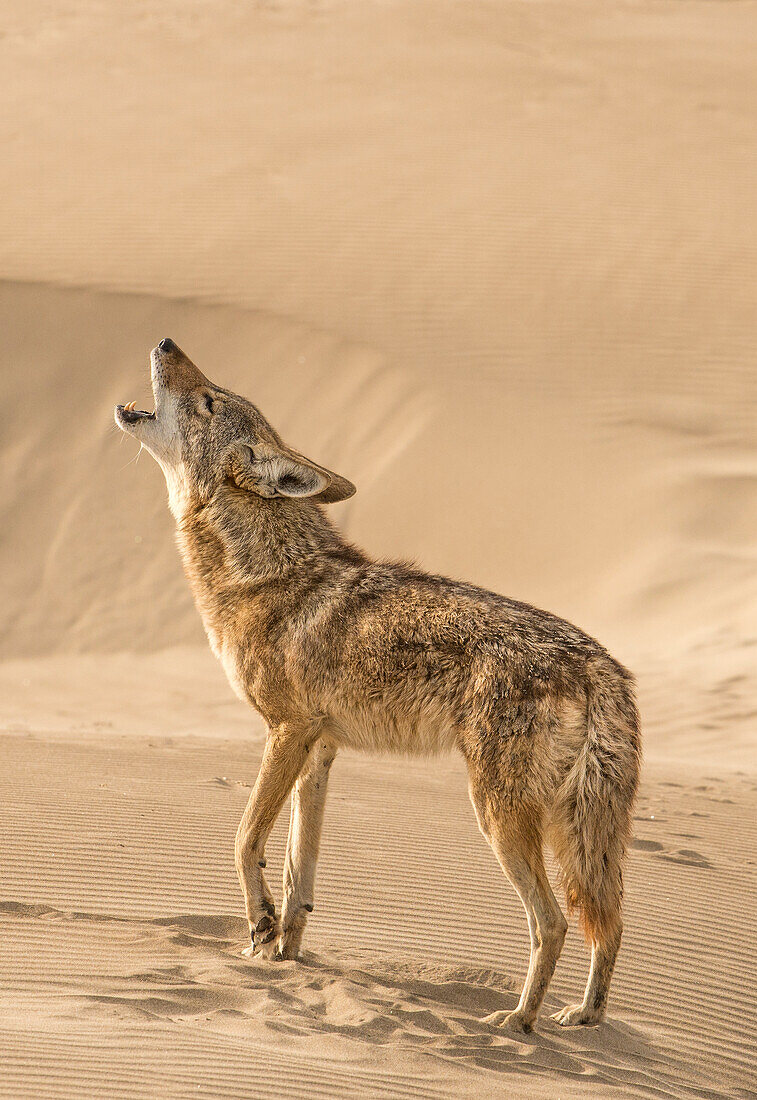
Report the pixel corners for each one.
[551,659,642,946]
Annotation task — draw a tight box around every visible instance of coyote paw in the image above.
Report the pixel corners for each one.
[242,936,281,961]
[483,1009,533,1034]
[242,900,282,960]
[276,932,300,961]
[551,1004,603,1027]
[277,903,311,961]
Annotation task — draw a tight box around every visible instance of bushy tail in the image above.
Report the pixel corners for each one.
[550,659,642,946]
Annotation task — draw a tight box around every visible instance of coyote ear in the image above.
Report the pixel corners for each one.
[287,447,356,503]
[227,442,355,503]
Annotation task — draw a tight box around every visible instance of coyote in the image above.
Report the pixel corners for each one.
[115,339,641,1032]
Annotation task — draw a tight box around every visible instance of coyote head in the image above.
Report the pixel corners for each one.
[114,339,356,516]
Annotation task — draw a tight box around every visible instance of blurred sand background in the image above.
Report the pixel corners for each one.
[1,1,755,1097]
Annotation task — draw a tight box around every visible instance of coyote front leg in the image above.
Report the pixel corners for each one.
[235,725,310,959]
[279,740,336,959]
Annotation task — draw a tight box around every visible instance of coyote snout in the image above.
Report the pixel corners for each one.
[115,342,641,1033]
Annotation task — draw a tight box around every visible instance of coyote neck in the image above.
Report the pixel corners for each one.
[174,488,361,649]
[178,488,353,581]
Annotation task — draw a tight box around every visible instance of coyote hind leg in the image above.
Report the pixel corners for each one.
[469,778,567,1033]
[279,739,336,960]
[551,928,622,1026]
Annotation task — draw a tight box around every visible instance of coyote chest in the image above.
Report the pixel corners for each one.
[217,637,251,706]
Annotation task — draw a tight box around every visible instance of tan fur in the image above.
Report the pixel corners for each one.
[115,340,642,1032]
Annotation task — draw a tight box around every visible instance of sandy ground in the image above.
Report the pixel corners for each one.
[1,0,756,1097]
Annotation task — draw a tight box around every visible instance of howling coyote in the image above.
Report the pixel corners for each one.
[115,339,641,1032]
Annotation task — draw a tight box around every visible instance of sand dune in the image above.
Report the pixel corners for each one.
[1,0,756,1096]
[2,278,755,768]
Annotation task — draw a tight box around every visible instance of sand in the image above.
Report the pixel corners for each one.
[1,1,756,1097]
[1,672,756,1098]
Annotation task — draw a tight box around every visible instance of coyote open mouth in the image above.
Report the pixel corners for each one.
[117,402,155,424]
